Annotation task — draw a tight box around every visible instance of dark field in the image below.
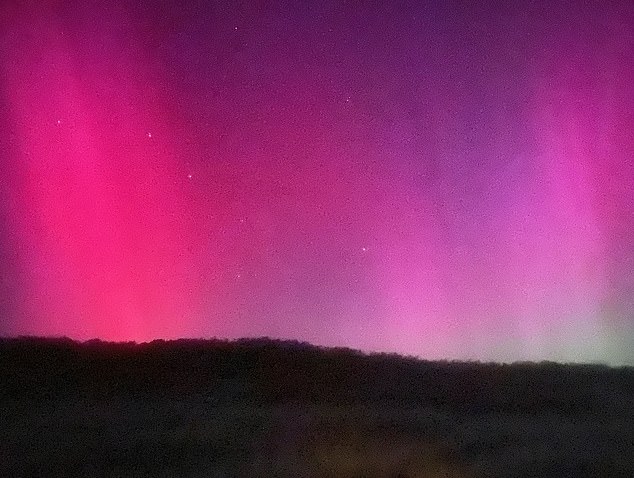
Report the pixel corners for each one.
[1,337,633,477]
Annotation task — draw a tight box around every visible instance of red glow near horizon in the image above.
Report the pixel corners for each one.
[1,1,633,364]
[3,3,204,340]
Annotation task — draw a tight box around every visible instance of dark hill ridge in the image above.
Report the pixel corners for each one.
[1,336,633,415]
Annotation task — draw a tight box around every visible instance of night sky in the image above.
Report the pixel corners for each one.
[1,1,633,364]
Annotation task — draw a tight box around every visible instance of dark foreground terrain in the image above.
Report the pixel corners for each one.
[1,337,633,477]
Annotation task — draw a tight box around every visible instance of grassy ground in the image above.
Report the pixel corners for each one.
[2,398,633,477]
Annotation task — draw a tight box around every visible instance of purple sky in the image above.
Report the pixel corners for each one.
[1,0,633,364]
